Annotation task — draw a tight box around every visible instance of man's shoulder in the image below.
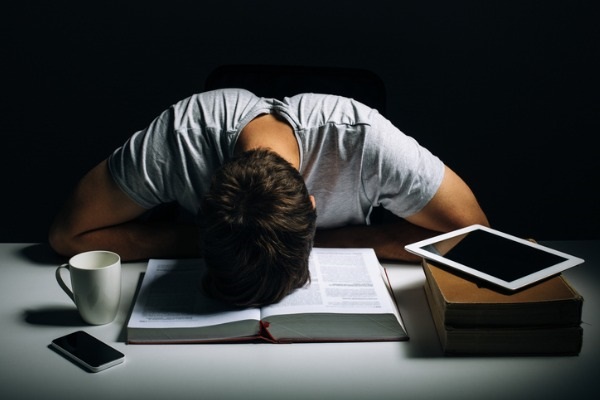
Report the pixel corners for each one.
[284,92,377,127]
[168,89,263,130]
[192,88,260,104]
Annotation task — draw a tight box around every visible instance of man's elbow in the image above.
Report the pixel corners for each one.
[473,208,491,228]
[48,225,79,258]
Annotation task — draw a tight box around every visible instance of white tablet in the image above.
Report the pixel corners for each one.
[405,224,585,291]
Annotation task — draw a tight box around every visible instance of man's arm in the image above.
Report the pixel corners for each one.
[313,165,489,262]
[48,159,200,261]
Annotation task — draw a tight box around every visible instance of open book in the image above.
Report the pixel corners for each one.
[127,248,407,343]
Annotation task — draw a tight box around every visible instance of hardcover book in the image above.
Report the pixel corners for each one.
[422,259,583,327]
[424,282,583,355]
[127,248,407,344]
[422,259,583,355]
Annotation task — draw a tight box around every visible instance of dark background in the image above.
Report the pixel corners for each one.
[4,0,599,243]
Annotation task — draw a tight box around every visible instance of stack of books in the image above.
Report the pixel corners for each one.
[422,259,584,356]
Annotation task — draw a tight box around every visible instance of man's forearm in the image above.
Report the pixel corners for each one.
[314,219,440,262]
[53,220,200,262]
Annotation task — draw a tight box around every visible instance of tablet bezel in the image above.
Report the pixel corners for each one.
[404,224,585,290]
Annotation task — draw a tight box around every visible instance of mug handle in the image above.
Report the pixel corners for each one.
[55,264,75,302]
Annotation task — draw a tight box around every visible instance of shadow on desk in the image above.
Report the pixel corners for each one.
[15,244,88,326]
[24,306,87,327]
[17,243,65,266]
[392,284,445,359]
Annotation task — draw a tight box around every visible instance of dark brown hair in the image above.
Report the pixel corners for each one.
[201,148,316,307]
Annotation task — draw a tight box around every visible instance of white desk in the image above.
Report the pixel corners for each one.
[1,241,598,400]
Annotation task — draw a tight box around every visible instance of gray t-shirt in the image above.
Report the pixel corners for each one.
[108,89,444,228]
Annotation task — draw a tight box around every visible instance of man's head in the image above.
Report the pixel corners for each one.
[201,148,317,307]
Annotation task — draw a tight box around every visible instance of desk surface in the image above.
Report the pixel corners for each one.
[1,241,598,400]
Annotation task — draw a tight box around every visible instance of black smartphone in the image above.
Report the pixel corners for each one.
[50,331,125,373]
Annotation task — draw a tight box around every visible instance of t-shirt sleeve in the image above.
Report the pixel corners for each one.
[108,108,177,209]
[362,114,445,218]
[107,89,263,212]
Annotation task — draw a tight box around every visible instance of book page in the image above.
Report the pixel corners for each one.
[261,248,399,319]
[128,259,260,330]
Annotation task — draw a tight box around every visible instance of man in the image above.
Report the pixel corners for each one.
[49,89,489,306]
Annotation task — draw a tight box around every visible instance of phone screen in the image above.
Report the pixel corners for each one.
[50,331,125,372]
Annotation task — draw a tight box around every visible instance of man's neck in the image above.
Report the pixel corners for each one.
[235,114,300,169]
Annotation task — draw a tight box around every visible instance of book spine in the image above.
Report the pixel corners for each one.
[424,280,583,356]
[422,260,583,327]
[441,326,583,356]
[445,301,582,328]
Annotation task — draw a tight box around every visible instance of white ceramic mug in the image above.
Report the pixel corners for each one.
[55,250,121,325]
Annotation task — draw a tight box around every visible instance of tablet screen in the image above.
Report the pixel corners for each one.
[405,225,585,290]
